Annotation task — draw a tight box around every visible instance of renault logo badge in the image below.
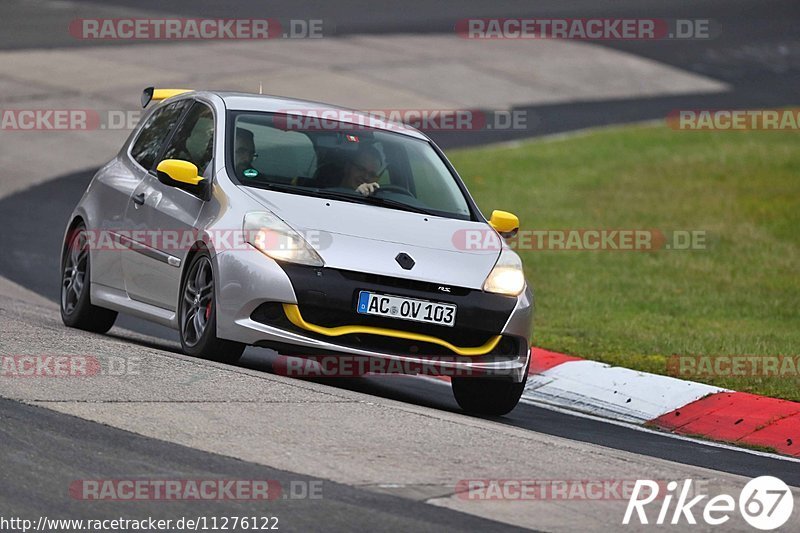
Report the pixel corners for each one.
[395,252,415,270]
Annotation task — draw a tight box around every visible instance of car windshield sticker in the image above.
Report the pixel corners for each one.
[243,168,258,178]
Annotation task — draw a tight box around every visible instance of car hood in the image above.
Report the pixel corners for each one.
[242,187,502,290]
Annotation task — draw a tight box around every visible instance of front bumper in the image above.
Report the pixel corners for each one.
[214,250,533,382]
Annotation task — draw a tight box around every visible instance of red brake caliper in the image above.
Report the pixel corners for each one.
[205,302,212,320]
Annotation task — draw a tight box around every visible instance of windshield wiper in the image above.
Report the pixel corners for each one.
[315,190,435,215]
[359,195,435,215]
[246,181,328,199]
[246,181,436,216]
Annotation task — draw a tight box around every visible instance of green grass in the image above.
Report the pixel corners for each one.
[447,124,800,400]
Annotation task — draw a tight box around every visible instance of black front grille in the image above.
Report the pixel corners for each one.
[280,264,516,330]
[249,264,521,357]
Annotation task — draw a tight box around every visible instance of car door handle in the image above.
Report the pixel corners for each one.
[132,193,146,206]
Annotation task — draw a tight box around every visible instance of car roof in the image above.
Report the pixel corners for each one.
[188,90,429,141]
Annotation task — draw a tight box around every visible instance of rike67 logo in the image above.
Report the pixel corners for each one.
[624,476,794,530]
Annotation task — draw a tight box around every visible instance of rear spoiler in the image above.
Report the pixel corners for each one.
[141,87,193,108]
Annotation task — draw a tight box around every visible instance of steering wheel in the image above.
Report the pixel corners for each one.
[373,184,414,197]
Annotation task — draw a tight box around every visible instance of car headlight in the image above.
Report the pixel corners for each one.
[483,248,525,296]
[243,212,324,267]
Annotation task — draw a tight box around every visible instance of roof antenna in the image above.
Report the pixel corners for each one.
[258,82,263,95]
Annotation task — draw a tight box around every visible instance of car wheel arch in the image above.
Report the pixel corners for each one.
[62,215,87,263]
[177,241,216,311]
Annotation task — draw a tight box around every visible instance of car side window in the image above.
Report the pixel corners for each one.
[161,102,215,175]
[130,101,189,170]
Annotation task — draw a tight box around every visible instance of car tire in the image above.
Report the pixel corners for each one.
[60,224,118,333]
[179,250,245,364]
[452,365,528,416]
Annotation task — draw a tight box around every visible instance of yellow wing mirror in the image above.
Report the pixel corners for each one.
[488,210,519,239]
[156,159,211,200]
[156,159,201,185]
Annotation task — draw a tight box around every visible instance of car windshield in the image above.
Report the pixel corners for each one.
[226,111,473,220]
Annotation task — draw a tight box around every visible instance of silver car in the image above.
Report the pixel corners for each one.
[60,88,533,415]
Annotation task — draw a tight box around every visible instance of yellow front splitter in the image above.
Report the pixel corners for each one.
[282,303,501,357]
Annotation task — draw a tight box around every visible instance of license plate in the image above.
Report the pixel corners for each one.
[356,291,456,327]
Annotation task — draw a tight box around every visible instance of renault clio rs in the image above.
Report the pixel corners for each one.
[60,88,533,415]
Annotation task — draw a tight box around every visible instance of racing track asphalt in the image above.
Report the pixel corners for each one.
[1,2,798,528]
[0,397,529,533]
[0,168,797,489]
[1,0,797,147]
